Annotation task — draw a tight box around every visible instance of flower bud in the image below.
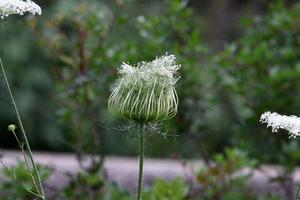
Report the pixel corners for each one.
[7,124,16,132]
[108,54,180,122]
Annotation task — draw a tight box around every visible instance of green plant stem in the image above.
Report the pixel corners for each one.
[0,57,45,200]
[11,129,40,197]
[295,185,300,200]
[137,125,145,200]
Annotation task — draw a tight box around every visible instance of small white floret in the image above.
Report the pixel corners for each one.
[119,63,136,75]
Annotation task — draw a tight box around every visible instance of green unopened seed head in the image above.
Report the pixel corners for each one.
[7,124,16,132]
[108,54,180,122]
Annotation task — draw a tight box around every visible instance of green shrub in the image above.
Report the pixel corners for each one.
[143,178,189,200]
[59,171,131,200]
[197,149,257,199]
[215,1,300,163]
[0,161,51,200]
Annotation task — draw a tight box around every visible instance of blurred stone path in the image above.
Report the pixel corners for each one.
[0,150,299,198]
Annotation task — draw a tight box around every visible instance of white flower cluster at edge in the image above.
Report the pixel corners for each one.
[0,0,41,19]
[260,111,300,138]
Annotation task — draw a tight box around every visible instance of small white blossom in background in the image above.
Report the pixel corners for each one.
[0,0,41,19]
[260,111,300,138]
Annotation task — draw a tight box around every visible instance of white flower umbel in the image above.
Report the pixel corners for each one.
[0,0,41,19]
[260,111,300,138]
[108,54,180,122]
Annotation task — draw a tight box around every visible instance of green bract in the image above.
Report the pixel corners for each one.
[108,54,180,122]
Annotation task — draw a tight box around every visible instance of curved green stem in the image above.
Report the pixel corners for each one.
[137,125,145,200]
[0,57,45,199]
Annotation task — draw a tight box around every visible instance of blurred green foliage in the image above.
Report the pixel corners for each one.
[1,0,300,182]
[26,0,209,159]
[0,149,282,199]
[143,178,189,200]
[58,171,131,200]
[2,0,300,199]
[197,149,258,199]
[0,19,59,150]
[215,1,300,164]
[57,148,283,199]
[0,161,52,200]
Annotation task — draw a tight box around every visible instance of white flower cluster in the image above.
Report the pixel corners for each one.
[260,111,300,138]
[0,0,41,19]
[118,54,180,85]
[108,54,180,122]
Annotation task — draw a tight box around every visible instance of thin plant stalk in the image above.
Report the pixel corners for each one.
[108,54,180,200]
[295,185,300,200]
[137,124,145,200]
[10,128,41,198]
[0,57,45,200]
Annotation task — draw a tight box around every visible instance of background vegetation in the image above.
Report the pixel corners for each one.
[0,0,298,161]
[1,0,300,199]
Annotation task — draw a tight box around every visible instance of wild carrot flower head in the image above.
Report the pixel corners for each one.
[260,111,300,138]
[108,54,180,123]
[0,0,41,19]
